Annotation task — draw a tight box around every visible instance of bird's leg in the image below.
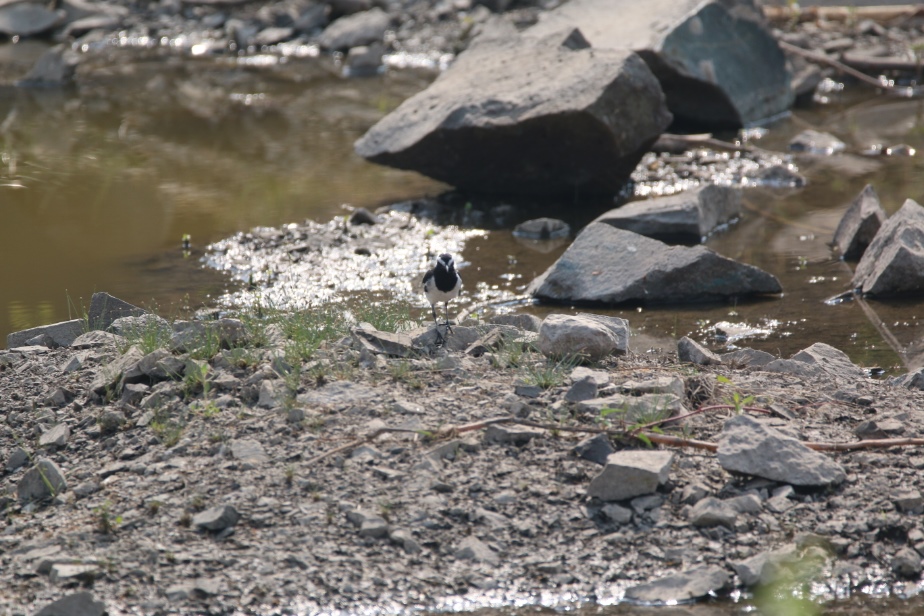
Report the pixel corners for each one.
[443,302,454,334]
[431,304,445,345]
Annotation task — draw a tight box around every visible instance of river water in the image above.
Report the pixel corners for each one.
[2,41,924,377]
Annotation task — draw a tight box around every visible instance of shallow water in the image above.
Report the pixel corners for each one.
[3,43,924,377]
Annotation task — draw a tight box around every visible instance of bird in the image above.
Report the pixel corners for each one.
[422,252,462,344]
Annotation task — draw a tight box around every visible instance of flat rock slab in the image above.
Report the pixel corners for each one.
[355,27,670,195]
[351,328,415,357]
[718,414,846,487]
[537,313,629,362]
[528,0,792,127]
[587,450,673,502]
[230,439,269,466]
[7,318,85,350]
[833,184,885,260]
[852,198,924,296]
[594,184,741,241]
[297,381,377,407]
[528,223,781,304]
[624,565,731,603]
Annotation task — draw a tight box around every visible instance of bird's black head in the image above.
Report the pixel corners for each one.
[437,253,455,271]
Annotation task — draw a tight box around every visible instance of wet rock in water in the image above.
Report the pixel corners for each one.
[18,459,67,502]
[528,0,792,128]
[573,433,615,465]
[586,450,673,502]
[355,27,670,195]
[0,2,62,36]
[318,7,389,50]
[253,25,294,46]
[717,414,846,486]
[721,347,775,367]
[789,129,846,155]
[34,591,106,616]
[527,223,781,304]
[88,292,145,331]
[677,336,721,365]
[512,218,570,240]
[536,313,629,362]
[833,184,885,260]
[752,164,806,188]
[6,318,84,350]
[852,199,924,297]
[193,504,240,531]
[624,565,731,603]
[18,44,80,86]
[345,43,384,76]
[595,184,741,241]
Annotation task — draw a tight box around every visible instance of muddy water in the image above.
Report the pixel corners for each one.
[3,45,924,377]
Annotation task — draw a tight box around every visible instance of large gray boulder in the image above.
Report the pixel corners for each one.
[528,0,792,127]
[852,198,924,296]
[717,415,846,487]
[355,27,671,195]
[594,184,741,241]
[833,184,885,260]
[527,222,781,304]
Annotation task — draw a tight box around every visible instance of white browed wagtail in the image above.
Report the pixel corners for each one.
[422,253,462,344]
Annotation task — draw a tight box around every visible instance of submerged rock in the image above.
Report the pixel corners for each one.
[528,0,792,127]
[789,129,846,155]
[355,27,671,195]
[852,198,924,296]
[594,184,741,242]
[527,223,781,304]
[833,184,885,260]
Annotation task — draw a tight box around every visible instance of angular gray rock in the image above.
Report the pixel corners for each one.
[512,218,570,240]
[721,348,776,367]
[38,423,70,449]
[7,319,85,350]
[455,535,500,566]
[483,424,543,446]
[18,44,80,86]
[564,376,597,402]
[677,336,722,365]
[346,508,389,538]
[528,223,781,304]
[624,565,731,603]
[789,129,846,155]
[90,346,144,395]
[852,198,924,296]
[351,328,415,358]
[193,505,240,531]
[18,459,67,502]
[573,433,615,465]
[717,415,846,486]
[88,292,145,331]
[536,313,629,362]
[230,439,269,467]
[892,547,923,579]
[170,319,248,353]
[688,496,737,528]
[833,184,886,260]
[489,314,542,333]
[70,330,123,349]
[34,592,106,616]
[595,184,741,241]
[355,28,671,195]
[587,450,673,502]
[763,342,864,382]
[318,7,389,50]
[528,0,792,127]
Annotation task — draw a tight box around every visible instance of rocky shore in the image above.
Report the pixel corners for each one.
[5,286,924,614]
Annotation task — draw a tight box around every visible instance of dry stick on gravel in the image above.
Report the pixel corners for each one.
[778,40,917,95]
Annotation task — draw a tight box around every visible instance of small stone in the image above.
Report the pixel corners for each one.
[455,535,500,565]
[892,547,923,578]
[6,447,29,472]
[894,489,924,513]
[34,592,106,616]
[389,528,421,554]
[572,433,615,465]
[680,483,709,505]
[677,336,721,365]
[514,382,542,398]
[231,439,269,467]
[565,376,597,402]
[601,503,633,524]
[18,459,67,503]
[689,497,737,528]
[49,563,100,584]
[624,565,730,603]
[587,450,674,502]
[38,423,70,449]
[193,505,240,531]
[483,424,543,446]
